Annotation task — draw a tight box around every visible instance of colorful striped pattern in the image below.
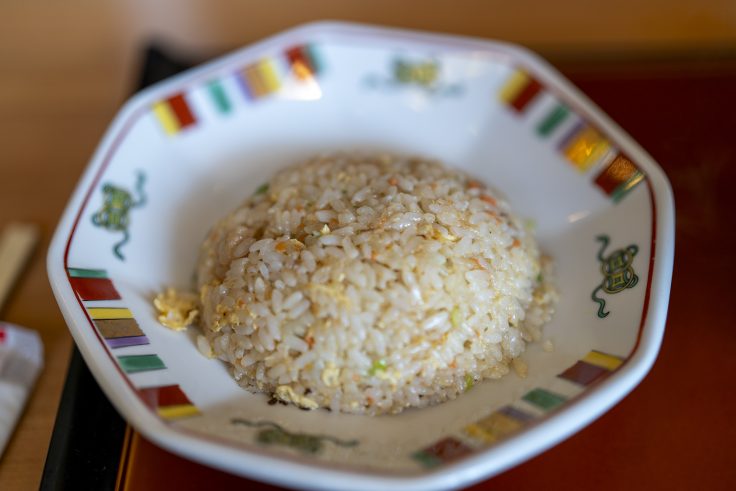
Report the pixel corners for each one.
[582,350,624,370]
[239,59,281,99]
[68,267,121,301]
[118,354,166,374]
[464,405,533,444]
[498,68,645,198]
[88,307,133,319]
[558,349,625,386]
[139,384,200,420]
[88,307,149,349]
[522,388,567,410]
[498,70,542,112]
[207,80,232,114]
[415,349,624,468]
[286,44,321,80]
[72,265,202,423]
[152,44,321,135]
[558,360,609,386]
[559,122,611,173]
[537,103,569,136]
[153,93,197,135]
[412,437,474,468]
[594,154,646,202]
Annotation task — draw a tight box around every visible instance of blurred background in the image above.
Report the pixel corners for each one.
[1,1,735,489]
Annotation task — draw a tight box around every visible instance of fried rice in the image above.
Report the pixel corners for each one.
[195,153,557,415]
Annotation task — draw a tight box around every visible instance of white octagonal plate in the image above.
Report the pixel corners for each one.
[48,22,674,491]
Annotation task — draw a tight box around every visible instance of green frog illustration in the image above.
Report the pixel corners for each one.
[591,235,639,318]
[393,59,440,88]
[91,172,146,260]
[365,56,463,96]
[232,418,358,454]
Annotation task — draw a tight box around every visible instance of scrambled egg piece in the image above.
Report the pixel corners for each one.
[196,335,214,358]
[154,288,199,330]
[275,385,318,410]
[512,358,528,378]
[375,369,400,385]
[321,363,341,388]
[275,238,305,253]
[307,283,351,309]
[418,223,458,242]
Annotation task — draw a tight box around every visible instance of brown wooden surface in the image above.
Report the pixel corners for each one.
[1,1,735,490]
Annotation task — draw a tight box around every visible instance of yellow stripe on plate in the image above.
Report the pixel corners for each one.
[292,59,312,80]
[257,59,281,94]
[583,350,624,371]
[158,404,200,420]
[243,65,265,98]
[152,100,180,135]
[87,307,134,320]
[563,126,611,172]
[465,411,524,444]
[245,59,281,97]
[498,70,529,104]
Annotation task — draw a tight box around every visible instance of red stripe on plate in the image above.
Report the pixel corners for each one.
[594,153,639,196]
[420,437,474,463]
[167,94,196,130]
[510,78,542,112]
[558,360,610,386]
[286,46,312,71]
[70,277,121,301]
[139,385,193,409]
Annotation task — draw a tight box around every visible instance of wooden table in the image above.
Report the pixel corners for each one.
[1,2,735,490]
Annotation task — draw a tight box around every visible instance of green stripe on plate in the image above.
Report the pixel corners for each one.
[611,171,646,203]
[412,450,441,469]
[305,44,323,74]
[68,267,108,279]
[522,388,567,411]
[536,103,569,137]
[117,354,166,373]
[207,80,231,114]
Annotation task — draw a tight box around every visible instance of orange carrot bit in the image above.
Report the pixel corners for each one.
[467,180,483,189]
[471,258,486,270]
[275,241,288,253]
[511,239,521,248]
[483,209,502,225]
[305,335,315,349]
[388,177,398,186]
[480,194,497,206]
[449,360,457,369]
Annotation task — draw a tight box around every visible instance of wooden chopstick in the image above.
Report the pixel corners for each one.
[0,223,39,313]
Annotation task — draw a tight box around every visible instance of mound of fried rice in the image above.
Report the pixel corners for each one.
[196,154,556,415]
